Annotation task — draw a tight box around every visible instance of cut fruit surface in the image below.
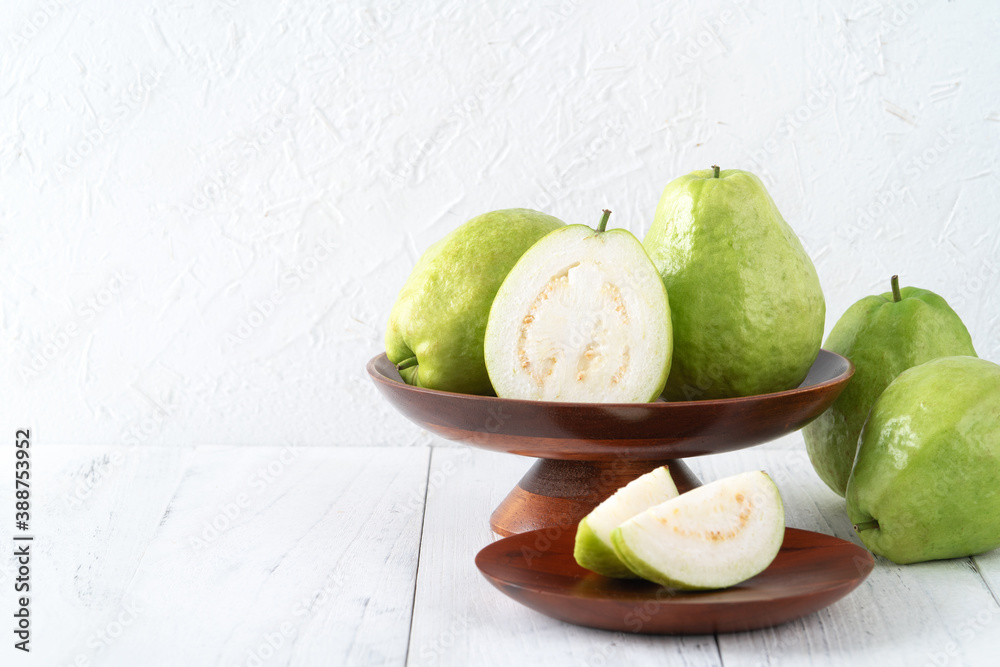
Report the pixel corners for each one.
[611,471,784,590]
[574,466,679,578]
[485,212,671,403]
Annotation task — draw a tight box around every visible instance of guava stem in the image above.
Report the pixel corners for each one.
[712,165,720,178]
[854,519,880,533]
[598,209,611,233]
[891,275,901,302]
[395,356,418,371]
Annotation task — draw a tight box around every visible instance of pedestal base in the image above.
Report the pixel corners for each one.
[489,458,701,536]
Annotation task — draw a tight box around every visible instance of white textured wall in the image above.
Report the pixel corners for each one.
[3,0,998,446]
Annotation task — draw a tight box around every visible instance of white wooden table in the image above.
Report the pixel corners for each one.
[7,439,1000,666]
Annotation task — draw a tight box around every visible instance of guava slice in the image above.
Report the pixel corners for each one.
[611,471,785,590]
[574,466,679,578]
[484,211,671,402]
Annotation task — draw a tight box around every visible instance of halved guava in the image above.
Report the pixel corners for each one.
[611,471,785,590]
[484,211,671,402]
[574,466,679,578]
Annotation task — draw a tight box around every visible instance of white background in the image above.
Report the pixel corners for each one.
[3,0,998,447]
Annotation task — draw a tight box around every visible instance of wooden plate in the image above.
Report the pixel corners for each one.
[476,525,874,634]
[367,350,853,461]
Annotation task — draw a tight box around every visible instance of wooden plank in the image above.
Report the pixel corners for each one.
[20,439,1000,666]
[5,443,193,665]
[29,445,428,666]
[970,549,1000,651]
[408,447,721,667]
[689,448,1000,667]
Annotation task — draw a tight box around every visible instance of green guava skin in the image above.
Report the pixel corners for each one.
[804,285,976,497]
[385,209,564,394]
[846,357,1000,564]
[643,169,825,400]
[610,526,721,590]
[573,517,638,579]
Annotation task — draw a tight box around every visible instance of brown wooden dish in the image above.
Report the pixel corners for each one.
[475,525,874,634]
[367,350,853,535]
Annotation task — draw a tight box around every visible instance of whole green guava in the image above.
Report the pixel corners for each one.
[385,208,564,394]
[643,167,825,400]
[846,356,1000,564]
[804,276,976,496]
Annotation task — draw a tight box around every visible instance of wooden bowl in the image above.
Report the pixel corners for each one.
[476,525,874,634]
[368,350,853,535]
[368,350,852,460]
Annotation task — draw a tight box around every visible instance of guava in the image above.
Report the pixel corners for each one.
[385,209,564,394]
[643,167,825,400]
[804,276,976,496]
[573,466,679,578]
[847,356,1000,564]
[485,210,671,402]
[611,471,785,589]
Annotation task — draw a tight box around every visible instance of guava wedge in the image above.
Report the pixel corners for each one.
[611,471,785,590]
[574,466,679,578]
[484,210,671,402]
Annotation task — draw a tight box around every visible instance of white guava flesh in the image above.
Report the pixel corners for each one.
[611,471,785,589]
[485,223,671,402]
